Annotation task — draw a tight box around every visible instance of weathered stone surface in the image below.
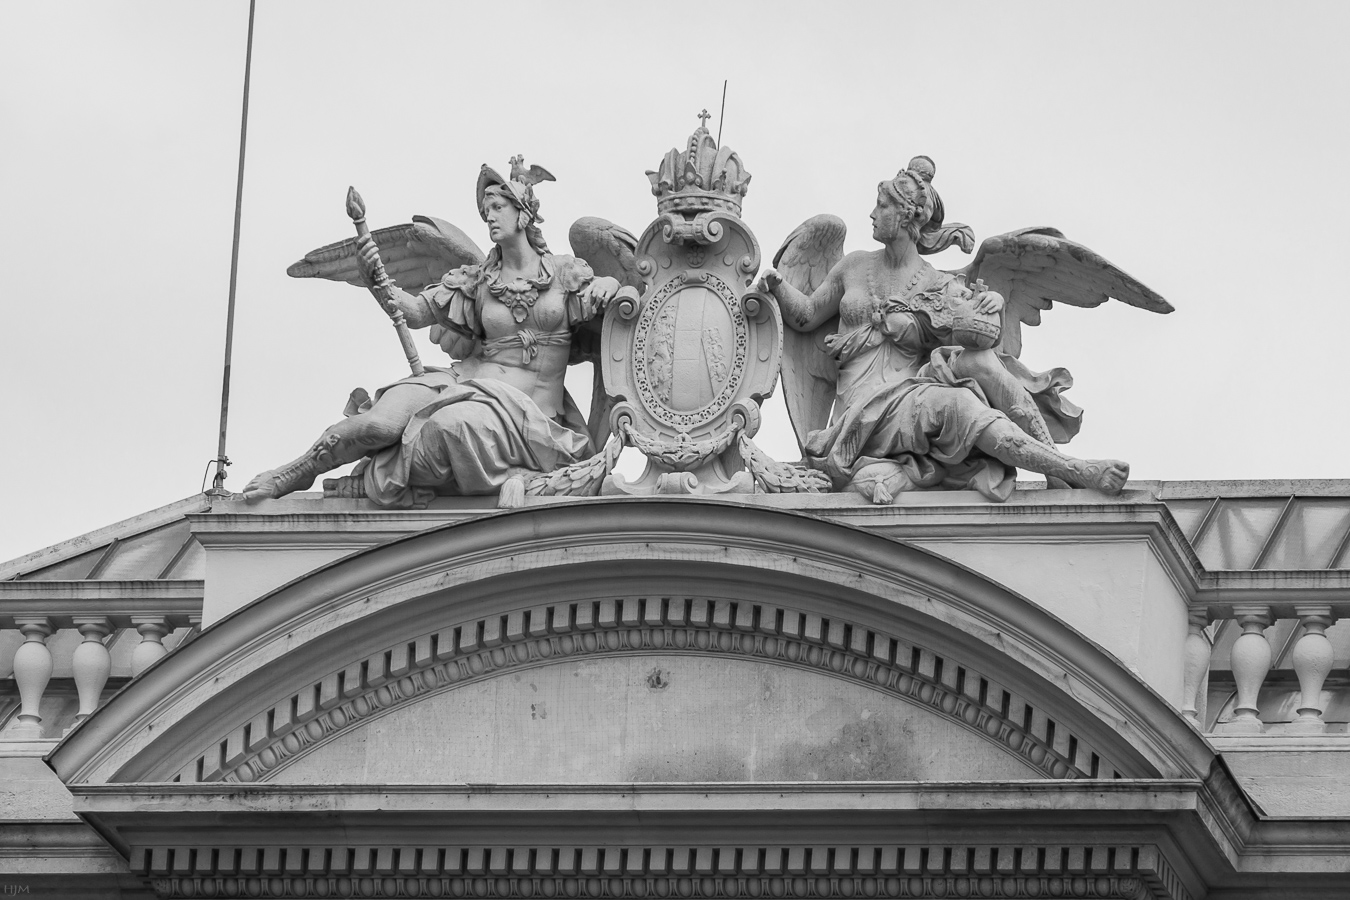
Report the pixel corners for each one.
[1212,740,1350,816]
[0,755,78,820]
[276,656,1042,784]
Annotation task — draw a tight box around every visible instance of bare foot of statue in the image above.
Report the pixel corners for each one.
[1070,459,1130,495]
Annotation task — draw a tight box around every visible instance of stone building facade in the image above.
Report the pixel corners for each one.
[3,483,1350,898]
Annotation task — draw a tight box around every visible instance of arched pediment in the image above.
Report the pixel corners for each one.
[51,499,1214,787]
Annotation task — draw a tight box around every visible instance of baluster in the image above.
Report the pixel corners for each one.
[9,618,54,739]
[1181,610,1212,723]
[131,617,171,675]
[71,617,112,723]
[1227,607,1272,734]
[1291,606,1336,734]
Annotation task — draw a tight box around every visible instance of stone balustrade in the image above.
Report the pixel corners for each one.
[0,580,201,740]
[1184,603,1347,734]
[2,614,198,739]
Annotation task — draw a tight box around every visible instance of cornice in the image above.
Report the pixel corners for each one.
[0,579,202,627]
[188,494,1350,612]
[76,783,1216,899]
[68,782,1350,897]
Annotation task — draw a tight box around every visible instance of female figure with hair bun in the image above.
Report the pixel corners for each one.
[761,155,1170,503]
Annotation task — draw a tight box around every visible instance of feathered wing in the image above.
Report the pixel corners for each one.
[287,215,485,293]
[287,215,486,357]
[949,227,1173,358]
[569,216,644,293]
[568,216,646,448]
[775,214,846,453]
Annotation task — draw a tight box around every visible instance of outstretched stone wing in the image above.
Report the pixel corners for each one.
[775,214,846,453]
[948,227,1173,358]
[287,215,486,358]
[286,215,485,294]
[568,216,645,448]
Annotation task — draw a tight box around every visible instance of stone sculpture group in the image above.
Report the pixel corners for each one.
[244,117,1172,507]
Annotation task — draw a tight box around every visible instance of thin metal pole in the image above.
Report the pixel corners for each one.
[209,0,257,497]
[716,80,727,147]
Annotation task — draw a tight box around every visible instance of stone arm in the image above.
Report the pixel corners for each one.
[354,237,446,331]
[380,285,440,330]
[760,261,847,332]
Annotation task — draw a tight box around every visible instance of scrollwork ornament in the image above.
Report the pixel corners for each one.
[729,398,761,438]
[608,401,639,443]
[690,212,724,245]
[740,290,776,324]
[614,285,642,320]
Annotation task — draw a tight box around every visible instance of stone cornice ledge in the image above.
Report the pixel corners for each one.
[0,579,203,627]
[191,493,1350,611]
[1209,734,1350,753]
[71,778,1221,811]
[67,780,1350,894]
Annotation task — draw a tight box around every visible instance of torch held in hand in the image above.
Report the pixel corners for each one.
[345,186,425,377]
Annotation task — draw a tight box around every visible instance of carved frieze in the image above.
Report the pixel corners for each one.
[140,844,1187,900]
[171,597,1131,786]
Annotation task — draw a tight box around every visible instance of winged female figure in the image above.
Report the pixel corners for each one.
[243,160,641,508]
[760,156,1171,503]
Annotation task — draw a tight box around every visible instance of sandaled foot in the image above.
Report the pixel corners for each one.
[322,475,366,499]
[242,460,318,503]
[1074,459,1129,495]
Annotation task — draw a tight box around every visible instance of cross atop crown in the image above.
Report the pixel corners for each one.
[645,115,751,217]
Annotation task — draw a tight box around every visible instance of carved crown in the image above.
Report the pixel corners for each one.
[646,114,751,217]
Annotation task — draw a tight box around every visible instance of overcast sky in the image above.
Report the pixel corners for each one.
[2,1,1348,563]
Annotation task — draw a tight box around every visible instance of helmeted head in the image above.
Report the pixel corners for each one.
[875,156,973,255]
[476,160,551,254]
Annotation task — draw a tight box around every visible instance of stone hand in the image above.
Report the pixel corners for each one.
[974,290,1004,315]
[757,268,782,293]
[589,276,620,310]
[356,236,382,287]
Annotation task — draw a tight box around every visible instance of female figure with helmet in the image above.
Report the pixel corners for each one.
[243,161,620,507]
